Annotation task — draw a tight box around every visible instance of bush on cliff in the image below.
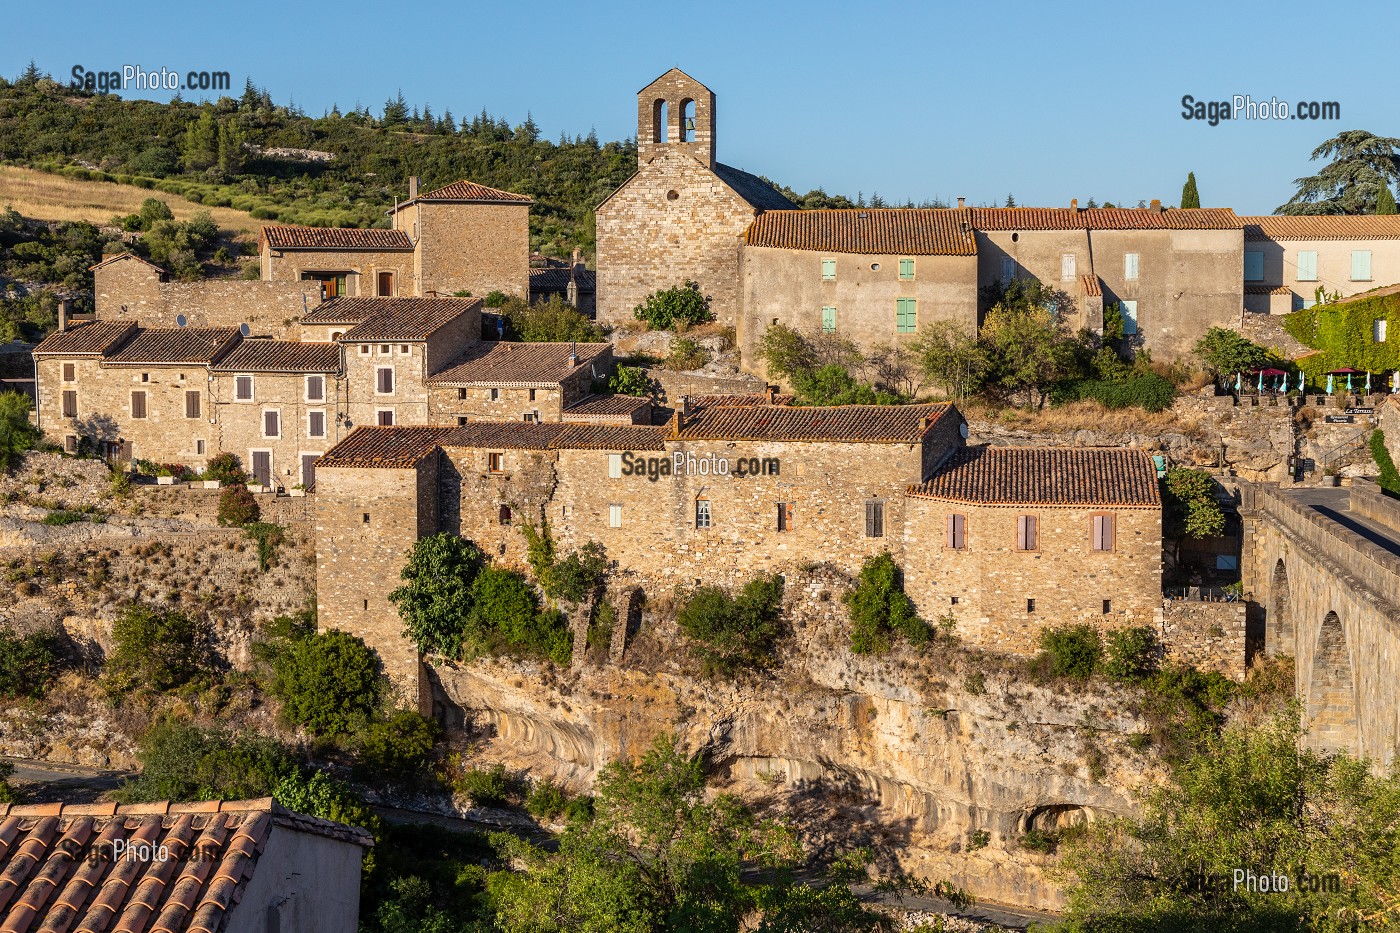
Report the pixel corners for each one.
[217,483,259,526]
[390,533,485,658]
[268,628,383,737]
[105,603,216,694]
[1034,624,1103,681]
[845,553,930,655]
[676,574,785,676]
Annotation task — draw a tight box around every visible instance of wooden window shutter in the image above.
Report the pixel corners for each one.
[131,391,146,419]
[947,513,965,549]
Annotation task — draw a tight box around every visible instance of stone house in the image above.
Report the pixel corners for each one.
[594,68,796,328]
[0,797,372,932]
[260,225,416,300]
[529,252,596,316]
[425,341,615,424]
[1241,215,1400,315]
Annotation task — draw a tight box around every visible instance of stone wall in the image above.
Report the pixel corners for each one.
[1156,600,1248,680]
[343,342,429,429]
[210,371,346,489]
[407,202,530,299]
[262,248,414,303]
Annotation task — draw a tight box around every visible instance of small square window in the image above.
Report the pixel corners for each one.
[821,258,836,281]
[1027,598,1036,613]
[498,504,513,525]
[488,452,504,473]
[695,499,711,529]
[489,388,500,401]
[457,416,469,426]
[1103,599,1112,614]
[358,345,370,356]
[398,344,410,355]
[898,257,915,280]
[376,410,394,426]
[950,596,960,605]
[379,344,391,355]
[458,387,468,400]
[140,372,149,383]
[362,513,370,524]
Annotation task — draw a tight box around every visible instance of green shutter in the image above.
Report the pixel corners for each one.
[1352,250,1372,281]
[821,306,836,333]
[1124,253,1139,280]
[896,298,917,333]
[821,258,836,281]
[899,258,915,280]
[1297,251,1317,281]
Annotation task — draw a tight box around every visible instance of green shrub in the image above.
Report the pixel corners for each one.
[1103,626,1159,681]
[355,710,440,782]
[1371,430,1400,496]
[1020,829,1059,854]
[469,566,572,665]
[0,391,39,472]
[452,762,518,807]
[1036,624,1103,681]
[205,452,247,485]
[664,337,708,370]
[217,483,259,526]
[268,628,383,736]
[632,280,713,330]
[1055,371,1177,412]
[525,780,570,820]
[1141,664,1236,764]
[244,521,284,571]
[389,533,485,658]
[106,604,215,693]
[546,543,608,603]
[1162,467,1226,540]
[844,554,930,655]
[274,769,383,848]
[483,290,509,308]
[41,509,87,526]
[497,295,605,342]
[0,625,63,698]
[606,365,651,397]
[676,575,785,676]
[117,722,300,802]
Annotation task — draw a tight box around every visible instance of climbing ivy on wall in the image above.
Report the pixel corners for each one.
[1284,291,1400,389]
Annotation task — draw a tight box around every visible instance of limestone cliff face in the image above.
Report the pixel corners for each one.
[428,571,1164,909]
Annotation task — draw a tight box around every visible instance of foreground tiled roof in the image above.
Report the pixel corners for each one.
[300,297,378,326]
[339,298,482,342]
[444,422,667,451]
[674,403,954,443]
[691,393,796,408]
[745,209,977,256]
[712,163,797,212]
[1241,215,1400,240]
[318,426,456,468]
[262,225,413,250]
[408,180,533,204]
[1080,274,1102,298]
[908,446,1161,507]
[528,267,596,292]
[102,328,241,366]
[211,340,341,373]
[0,798,371,933]
[32,321,137,356]
[967,207,1242,231]
[564,394,652,417]
[427,341,610,386]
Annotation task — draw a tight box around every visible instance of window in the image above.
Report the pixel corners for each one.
[130,391,147,419]
[362,513,370,524]
[1124,253,1140,281]
[695,499,711,529]
[776,502,792,532]
[306,375,325,402]
[1121,300,1139,336]
[378,345,390,355]
[458,387,468,400]
[376,367,394,394]
[301,272,347,298]
[946,513,966,550]
[1016,514,1038,551]
[308,410,326,438]
[1297,250,1318,282]
[1244,250,1264,281]
[1061,254,1076,281]
[821,306,837,333]
[488,452,504,473]
[185,390,201,419]
[377,271,396,297]
[250,451,272,487]
[263,409,281,438]
[1352,250,1373,281]
[608,453,622,478]
[457,416,469,426]
[608,504,622,528]
[1026,598,1036,613]
[1000,257,1015,284]
[330,331,344,341]
[376,409,394,426]
[1375,319,1388,343]
[821,258,836,281]
[498,505,512,525]
[895,298,917,334]
[195,439,205,455]
[899,258,915,280]
[140,372,149,383]
[1103,599,1112,614]
[1091,514,1115,551]
[398,344,410,355]
[864,500,884,538]
[61,390,77,418]
[358,345,370,356]
[235,375,253,401]
[62,363,75,382]
[489,388,500,401]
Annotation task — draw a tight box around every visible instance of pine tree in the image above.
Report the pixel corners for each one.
[1005,193,1016,207]
[18,60,42,85]
[1181,171,1201,208]
[1378,184,1398,215]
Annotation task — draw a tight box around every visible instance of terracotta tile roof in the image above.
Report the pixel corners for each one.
[262,225,413,250]
[444,422,666,451]
[1080,274,1102,298]
[908,446,1161,508]
[407,180,533,204]
[338,298,482,342]
[427,341,610,387]
[968,207,1242,231]
[745,209,977,256]
[528,267,596,293]
[88,253,168,275]
[299,298,377,326]
[673,402,954,444]
[1244,284,1293,295]
[712,163,797,212]
[1241,215,1400,240]
[691,393,796,408]
[102,328,241,366]
[0,798,371,933]
[32,321,137,357]
[210,340,341,373]
[318,426,456,469]
[562,394,653,424]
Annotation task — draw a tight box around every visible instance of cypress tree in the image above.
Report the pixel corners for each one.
[1181,171,1201,209]
[1378,184,1398,215]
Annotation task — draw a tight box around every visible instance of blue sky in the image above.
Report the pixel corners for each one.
[6,0,1398,214]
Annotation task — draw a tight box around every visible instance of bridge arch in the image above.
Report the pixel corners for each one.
[1305,611,1359,755]
[1267,559,1294,657]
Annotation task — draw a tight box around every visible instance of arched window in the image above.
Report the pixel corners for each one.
[680,99,696,142]
[653,99,669,143]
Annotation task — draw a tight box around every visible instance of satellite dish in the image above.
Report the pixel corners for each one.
[176,314,187,327]
[959,422,970,439]
[239,323,251,337]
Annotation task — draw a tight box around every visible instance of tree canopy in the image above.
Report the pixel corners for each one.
[1277,130,1400,215]
[1181,171,1201,209]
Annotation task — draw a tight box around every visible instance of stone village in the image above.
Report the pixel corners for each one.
[22,68,1400,771]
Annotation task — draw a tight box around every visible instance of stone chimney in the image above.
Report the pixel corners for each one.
[1070,198,1078,210]
[571,247,583,270]
[408,176,419,200]
[1150,198,1163,213]
[57,298,70,333]
[568,341,578,367]
[680,395,692,422]
[956,196,966,209]
[765,384,777,404]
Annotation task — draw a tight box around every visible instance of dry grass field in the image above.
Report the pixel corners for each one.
[0,165,267,236]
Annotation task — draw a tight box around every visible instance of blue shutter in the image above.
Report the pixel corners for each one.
[1297,251,1317,281]
[1244,251,1264,281]
[821,306,836,333]
[1352,250,1372,281]
[1124,253,1139,280]
[1121,300,1138,336]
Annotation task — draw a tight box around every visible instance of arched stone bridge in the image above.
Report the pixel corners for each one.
[1240,479,1400,770]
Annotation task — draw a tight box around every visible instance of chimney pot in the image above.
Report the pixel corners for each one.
[680,395,692,419]
[956,196,966,209]
[1070,198,1078,210]
[408,176,419,200]
[1150,198,1162,213]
